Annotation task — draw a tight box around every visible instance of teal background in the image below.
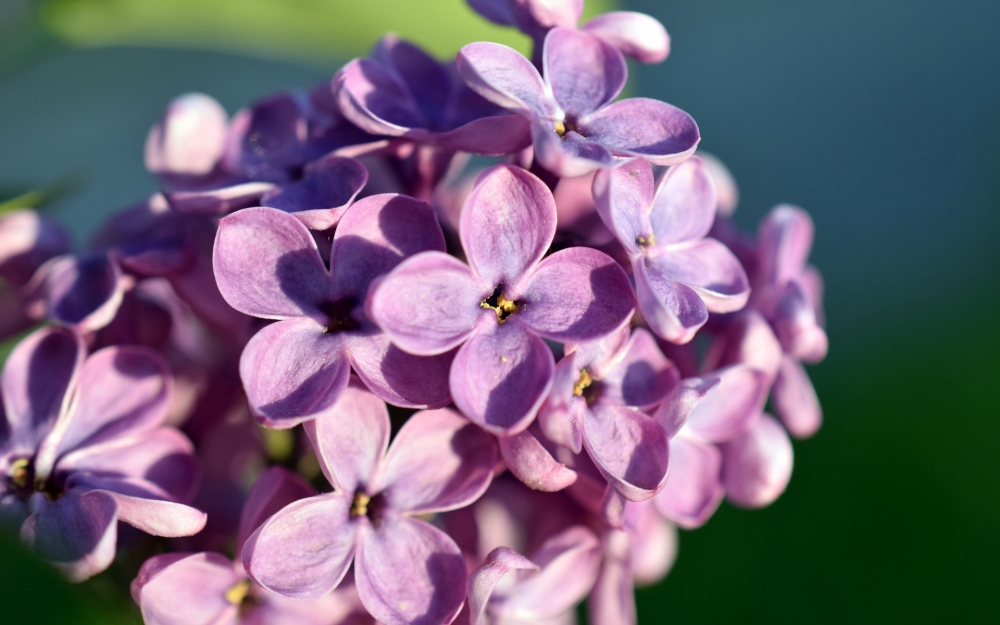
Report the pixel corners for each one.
[1,0,998,622]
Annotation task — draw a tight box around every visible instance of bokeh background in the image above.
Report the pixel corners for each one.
[2,0,998,622]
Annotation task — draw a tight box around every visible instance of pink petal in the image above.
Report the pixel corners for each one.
[628,503,678,586]
[653,435,723,528]
[582,403,670,502]
[144,93,228,178]
[683,364,766,443]
[133,552,242,625]
[654,376,719,440]
[649,156,716,246]
[757,204,815,285]
[581,11,670,63]
[536,352,585,453]
[457,42,555,118]
[498,423,578,492]
[542,28,627,115]
[587,529,635,625]
[20,489,119,582]
[703,309,782,380]
[632,259,708,344]
[468,547,538,625]
[591,157,656,257]
[532,119,615,177]
[771,280,829,362]
[721,414,794,508]
[429,114,533,155]
[652,238,750,313]
[577,97,700,166]
[772,356,822,439]
[346,331,454,408]
[100,490,207,537]
[238,466,316,554]
[599,328,680,409]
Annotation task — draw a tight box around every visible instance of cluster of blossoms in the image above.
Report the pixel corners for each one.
[0,1,828,623]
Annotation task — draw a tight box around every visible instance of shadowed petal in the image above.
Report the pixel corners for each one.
[577,97,699,165]
[145,92,228,177]
[224,94,307,183]
[771,280,829,362]
[335,58,427,136]
[261,155,368,230]
[653,435,723,529]
[581,11,670,63]
[165,181,276,215]
[133,552,242,625]
[430,114,533,155]
[238,466,316,554]
[599,328,680,409]
[650,156,716,246]
[683,364,766,443]
[517,246,635,343]
[214,207,330,319]
[721,414,793,508]
[591,157,656,257]
[467,0,516,26]
[536,352,585,453]
[461,165,557,289]
[532,121,615,177]
[628,503,678,586]
[650,238,750,313]
[36,253,124,332]
[703,310,782,380]
[757,204,814,285]
[457,42,555,117]
[772,356,822,439]
[450,324,555,436]
[653,376,719,440]
[355,517,467,625]
[347,331,454,408]
[543,28,627,115]
[632,259,707,344]
[582,404,669,501]
[242,493,358,600]
[381,408,497,514]
[0,209,70,287]
[20,489,119,582]
[498,423,578,492]
[468,547,538,625]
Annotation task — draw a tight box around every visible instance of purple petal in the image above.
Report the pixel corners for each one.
[20,489,118,582]
[467,0,517,26]
[335,58,427,135]
[542,28,627,115]
[97,489,207,537]
[145,93,228,177]
[757,204,814,285]
[133,552,242,625]
[516,246,635,343]
[355,517,467,625]
[582,403,669,501]
[240,318,350,428]
[224,94,307,183]
[683,364,766,443]
[651,239,750,313]
[347,331,454,408]
[703,310,783,380]
[238,466,316,554]
[457,42,555,117]
[450,324,555,436]
[536,351,586,452]
[461,164,557,289]
[303,378,389,493]
[498,423,578,491]
[649,156,716,246]
[653,435,723,528]
[261,156,368,230]
[581,11,670,63]
[653,376,720,439]
[214,207,331,319]
[242,493,358,600]
[587,530,635,625]
[381,408,496,514]
[577,97,700,165]
[164,181,276,215]
[632,259,708,344]
[772,356,822,439]
[771,280,829,362]
[628,502,678,586]
[370,36,452,128]
[599,328,680,409]
[0,326,83,452]
[468,547,538,625]
[36,252,124,332]
[511,0,583,32]
[330,193,446,302]
[721,414,793,508]
[430,114,533,155]
[532,119,616,177]
[591,157,656,256]
[0,209,70,287]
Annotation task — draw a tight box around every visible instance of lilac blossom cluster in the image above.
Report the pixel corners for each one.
[0,1,828,623]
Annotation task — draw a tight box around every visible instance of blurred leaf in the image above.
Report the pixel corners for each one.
[0,173,84,216]
[41,0,615,65]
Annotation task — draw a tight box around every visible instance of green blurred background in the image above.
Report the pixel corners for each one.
[1,0,998,622]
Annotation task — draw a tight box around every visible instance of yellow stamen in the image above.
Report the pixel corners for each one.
[554,120,566,137]
[350,492,371,518]
[636,234,656,249]
[481,292,520,325]
[573,369,593,397]
[10,458,30,488]
[225,579,251,605]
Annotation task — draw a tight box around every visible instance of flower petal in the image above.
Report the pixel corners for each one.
[587,529,635,625]
[632,259,708,344]
[335,58,427,135]
[214,207,330,319]
[261,155,368,230]
[133,552,242,625]
[35,252,124,332]
[224,94,307,183]
[238,466,316,554]
[649,156,716,246]
[703,310,783,380]
[532,120,615,177]
[771,280,829,362]
[720,414,793,508]
[517,246,635,343]
[582,403,669,501]
[381,408,497,514]
[498,423,578,492]
[457,42,554,117]
[355,517,467,625]
[347,330,455,408]
[20,489,119,582]
[468,547,538,625]
[370,36,452,128]
[430,114,533,155]
[144,92,228,178]
[598,328,680,409]
[772,356,822,439]
[450,324,555,436]
[577,97,700,165]
[581,11,670,63]
[651,238,750,313]
[591,157,656,256]
[164,181,276,215]
[683,364,766,443]
[653,435,723,529]
[460,164,558,289]
[757,204,814,285]
[97,489,207,537]
[242,493,358,600]
[0,209,70,287]
[542,28,627,115]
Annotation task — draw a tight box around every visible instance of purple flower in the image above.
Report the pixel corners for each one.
[0,326,205,581]
[592,156,750,343]
[720,413,794,508]
[213,195,455,426]
[25,251,125,333]
[145,92,229,186]
[367,164,635,435]
[242,379,498,625]
[132,466,373,625]
[457,28,699,176]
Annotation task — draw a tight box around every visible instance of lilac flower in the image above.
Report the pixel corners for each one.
[213,194,456,426]
[242,379,498,625]
[592,156,750,343]
[24,251,125,333]
[145,92,229,186]
[468,0,671,64]
[0,326,205,581]
[132,466,373,625]
[457,28,699,176]
[720,413,794,508]
[466,525,601,625]
[367,164,635,435]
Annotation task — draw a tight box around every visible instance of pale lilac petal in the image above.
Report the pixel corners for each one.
[683,364,766,443]
[355,517,467,625]
[145,93,228,177]
[0,326,83,452]
[721,414,793,508]
[335,58,427,135]
[243,493,358,600]
[581,11,670,63]
[133,552,242,625]
[367,252,485,355]
[653,376,719,439]
[582,403,669,501]
[498,423,578,491]
[699,152,739,216]
[651,238,750,313]
[628,504,677,586]
[599,328,680,409]
[516,246,635,343]
[98,490,207,537]
[381,408,497,514]
[460,164,557,288]
[653,435,723,529]
[303,378,390,493]
[238,466,316,554]
[20,489,118,582]
[587,529,634,625]
[37,253,124,332]
[429,114,533,155]
[164,181,276,215]
[503,526,600,618]
[331,193,447,302]
[261,155,368,230]
[536,354,585,453]
[800,265,825,326]
[0,209,70,286]
[771,280,829,362]
[347,331,454,408]
[532,120,615,177]
[590,158,656,256]
[757,204,814,285]
[703,310,782,380]
[457,42,555,117]
[772,356,822,439]
[468,547,538,625]
[649,156,716,245]
[543,28,627,115]
[577,97,700,165]
[511,0,583,31]
[214,207,330,319]
[632,259,708,344]
[450,324,555,435]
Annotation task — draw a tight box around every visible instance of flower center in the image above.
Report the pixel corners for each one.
[5,457,62,501]
[636,234,656,250]
[481,284,521,325]
[350,491,371,518]
[320,299,360,334]
[573,368,593,397]
[554,117,579,139]
[225,579,252,606]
